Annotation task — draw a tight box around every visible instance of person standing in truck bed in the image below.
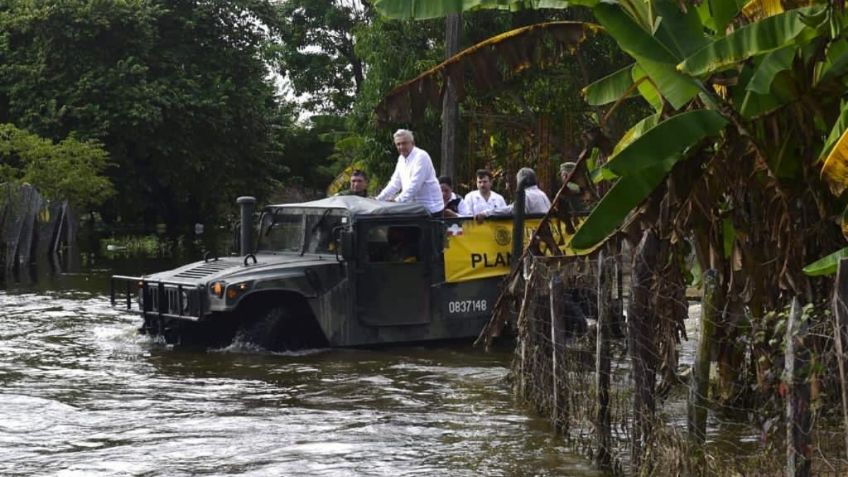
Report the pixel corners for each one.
[459,169,506,216]
[376,129,444,216]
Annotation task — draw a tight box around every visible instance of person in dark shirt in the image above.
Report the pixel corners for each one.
[337,170,368,197]
[439,176,464,217]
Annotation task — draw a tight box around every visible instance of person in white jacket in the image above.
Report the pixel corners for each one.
[476,167,550,221]
[459,169,506,216]
[376,129,444,215]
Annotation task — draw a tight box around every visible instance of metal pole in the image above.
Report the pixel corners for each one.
[511,183,527,272]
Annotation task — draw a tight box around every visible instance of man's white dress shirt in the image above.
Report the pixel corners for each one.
[376,147,443,214]
[484,185,551,217]
[459,189,506,216]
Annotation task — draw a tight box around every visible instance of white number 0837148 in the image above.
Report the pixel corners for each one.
[448,300,487,314]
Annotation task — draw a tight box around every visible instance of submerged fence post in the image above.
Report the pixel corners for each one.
[517,263,535,399]
[628,229,659,471]
[833,258,848,459]
[785,297,811,477]
[550,275,562,424]
[595,248,612,469]
[688,269,717,445]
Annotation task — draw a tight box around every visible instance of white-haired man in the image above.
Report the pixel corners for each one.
[376,129,444,215]
[475,167,551,221]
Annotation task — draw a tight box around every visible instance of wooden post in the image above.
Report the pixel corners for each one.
[833,258,848,459]
[688,269,717,445]
[785,297,811,477]
[517,265,534,399]
[550,276,563,423]
[595,249,613,469]
[628,230,659,471]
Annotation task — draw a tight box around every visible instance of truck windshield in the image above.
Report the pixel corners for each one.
[257,209,346,254]
[258,211,302,253]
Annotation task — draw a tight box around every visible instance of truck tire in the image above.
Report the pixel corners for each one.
[235,306,327,351]
[236,306,290,350]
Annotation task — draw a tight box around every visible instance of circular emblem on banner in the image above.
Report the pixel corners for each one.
[494,226,510,246]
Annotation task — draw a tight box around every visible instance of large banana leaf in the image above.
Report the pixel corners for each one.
[745,45,796,94]
[596,111,662,181]
[593,3,678,64]
[710,0,745,33]
[819,101,848,162]
[612,111,663,156]
[815,39,848,86]
[582,64,635,106]
[606,110,728,176]
[631,64,663,110]
[571,156,678,250]
[821,127,848,196]
[654,0,709,59]
[678,6,821,76]
[373,0,580,19]
[374,22,600,123]
[594,3,700,109]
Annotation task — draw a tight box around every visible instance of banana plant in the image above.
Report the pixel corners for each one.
[375,0,847,288]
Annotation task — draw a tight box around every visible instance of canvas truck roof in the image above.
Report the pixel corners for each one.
[269,195,431,217]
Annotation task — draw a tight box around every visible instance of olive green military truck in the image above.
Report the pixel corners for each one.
[111,195,541,350]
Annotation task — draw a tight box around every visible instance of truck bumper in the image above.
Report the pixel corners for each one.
[110,275,207,322]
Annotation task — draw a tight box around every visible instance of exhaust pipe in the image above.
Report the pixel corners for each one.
[236,196,256,255]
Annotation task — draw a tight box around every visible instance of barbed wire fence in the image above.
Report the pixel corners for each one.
[497,234,848,476]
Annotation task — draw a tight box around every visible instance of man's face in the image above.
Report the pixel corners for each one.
[476,176,491,193]
[350,175,366,193]
[394,136,414,157]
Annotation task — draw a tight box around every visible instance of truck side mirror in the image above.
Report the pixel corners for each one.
[335,227,356,262]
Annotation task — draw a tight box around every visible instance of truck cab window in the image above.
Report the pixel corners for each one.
[367,225,421,263]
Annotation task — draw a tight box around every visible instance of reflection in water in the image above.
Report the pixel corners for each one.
[0,254,600,476]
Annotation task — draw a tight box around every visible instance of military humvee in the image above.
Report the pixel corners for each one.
[111,195,535,350]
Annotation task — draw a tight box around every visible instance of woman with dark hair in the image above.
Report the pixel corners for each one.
[439,176,463,217]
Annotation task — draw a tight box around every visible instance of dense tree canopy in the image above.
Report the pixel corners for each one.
[273,0,371,113]
[0,0,287,229]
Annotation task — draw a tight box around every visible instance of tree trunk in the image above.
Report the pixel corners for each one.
[440,13,461,178]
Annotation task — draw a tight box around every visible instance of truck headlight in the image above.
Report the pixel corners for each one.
[210,281,225,298]
[226,282,251,300]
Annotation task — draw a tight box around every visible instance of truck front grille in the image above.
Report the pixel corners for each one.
[143,283,204,318]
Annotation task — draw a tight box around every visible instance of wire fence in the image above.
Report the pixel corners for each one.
[505,238,848,476]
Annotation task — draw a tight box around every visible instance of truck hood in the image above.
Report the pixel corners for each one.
[144,253,339,285]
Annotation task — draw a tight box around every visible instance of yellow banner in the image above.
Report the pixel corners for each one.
[443,217,582,283]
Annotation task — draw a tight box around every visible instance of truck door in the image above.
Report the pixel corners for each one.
[356,222,430,326]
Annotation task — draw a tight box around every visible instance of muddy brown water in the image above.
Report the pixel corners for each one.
[0,255,601,476]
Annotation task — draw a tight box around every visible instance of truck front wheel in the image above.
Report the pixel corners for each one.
[236,306,327,351]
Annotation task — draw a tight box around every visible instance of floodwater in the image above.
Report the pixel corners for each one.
[0,253,600,476]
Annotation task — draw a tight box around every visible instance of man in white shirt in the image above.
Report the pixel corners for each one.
[376,129,444,215]
[476,167,551,220]
[459,169,506,216]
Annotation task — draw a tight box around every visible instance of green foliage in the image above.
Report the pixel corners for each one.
[802,246,848,276]
[272,0,370,113]
[0,0,288,229]
[0,123,113,210]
